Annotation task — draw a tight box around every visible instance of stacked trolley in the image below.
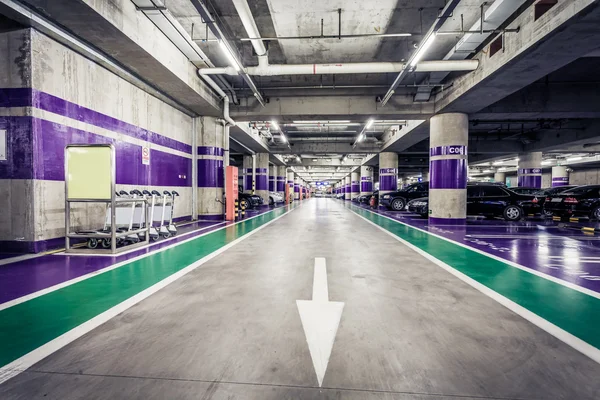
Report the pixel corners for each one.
[64,144,149,254]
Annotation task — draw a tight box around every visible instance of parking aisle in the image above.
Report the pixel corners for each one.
[1,199,600,399]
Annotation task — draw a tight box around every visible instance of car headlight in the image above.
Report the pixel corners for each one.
[383,195,390,199]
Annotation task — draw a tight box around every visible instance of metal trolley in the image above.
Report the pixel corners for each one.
[64,144,149,254]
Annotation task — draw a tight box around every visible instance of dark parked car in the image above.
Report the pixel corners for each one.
[543,185,600,220]
[380,182,429,211]
[238,186,264,209]
[528,186,577,216]
[406,184,541,221]
[357,190,379,205]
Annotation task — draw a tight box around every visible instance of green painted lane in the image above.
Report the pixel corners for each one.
[348,204,600,350]
[0,206,291,368]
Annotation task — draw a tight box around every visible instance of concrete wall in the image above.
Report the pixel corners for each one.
[0,28,196,252]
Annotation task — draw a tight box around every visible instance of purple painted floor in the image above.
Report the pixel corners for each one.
[0,204,287,305]
[354,202,600,294]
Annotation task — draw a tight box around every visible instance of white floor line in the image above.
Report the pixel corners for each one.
[349,205,600,300]
[0,203,302,385]
[351,210,600,366]
[0,206,295,311]
[52,222,228,258]
[0,253,47,267]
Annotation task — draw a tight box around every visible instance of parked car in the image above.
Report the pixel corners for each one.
[543,185,600,220]
[357,191,377,204]
[509,187,541,195]
[380,182,429,211]
[407,197,429,218]
[529,186,577,216]
[238,186,264,209]
[269,192,284,205]
[406,184,541,221]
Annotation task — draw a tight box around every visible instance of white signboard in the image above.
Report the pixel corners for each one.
[142,145,150,165]
[0,129,6,161]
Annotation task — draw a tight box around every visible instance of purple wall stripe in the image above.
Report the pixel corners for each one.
[197,146,223,156]
[429,159,467,190]
[0,116,34,179]
[268,176,275,192]
[379,175,397,191]
[351,184,360,192]
[379,168,397,175]
[256,175,268,191]
[518,175,542,188]
[255,168,268,174]
[429,145,467,157]
[0,88,193,154]
[361,182,373,192]
[198,159,224,188]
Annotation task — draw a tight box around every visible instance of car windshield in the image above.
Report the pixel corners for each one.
[560,187,596,195]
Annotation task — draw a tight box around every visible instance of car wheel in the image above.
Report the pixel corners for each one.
[240,199,249,209]
[420,213,428,219]
[391,198,405,211]
[269,197,274,206]
[591,207,600,221]
[503,205,522,221]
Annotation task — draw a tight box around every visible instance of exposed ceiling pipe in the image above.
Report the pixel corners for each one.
[131,0,239,105]
[198,72,235,126]
[198,60,478,76]
[231,0,267,56]
[189,0,265,107]
[414,0,526,102]
[380,0,463,106]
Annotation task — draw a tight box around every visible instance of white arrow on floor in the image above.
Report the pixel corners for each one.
[296,257,344,387]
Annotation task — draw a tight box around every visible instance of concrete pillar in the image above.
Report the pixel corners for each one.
[552,166,569,187]
[276,166,286,196]
[269,165,276,192]
[197,117,225,220]
[429,113,468,225]
[294,175,300,200]
[344,176,351,200]
[254,153,269,204]
[360,166,373,195]
[351,171,360,200]
[494,172,506,184]
[243,156,254,192]
[379,152,398,195]
[518,152,542,188]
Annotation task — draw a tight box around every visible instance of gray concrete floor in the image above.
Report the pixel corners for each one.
[2,199,600,399]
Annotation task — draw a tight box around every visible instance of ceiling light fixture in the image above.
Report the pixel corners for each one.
[410,33,436,67]
[365,119,374,129]
[567,156,583,162]
[219,41,241,71]
[541,160,552,165]
[270,120,279,130]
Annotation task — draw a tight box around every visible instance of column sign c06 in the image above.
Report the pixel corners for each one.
[142,145,150,165]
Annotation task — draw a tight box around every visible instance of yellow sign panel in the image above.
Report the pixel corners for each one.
[66,145,113,200]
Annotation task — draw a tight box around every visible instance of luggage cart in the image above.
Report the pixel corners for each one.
[65,144,149,254]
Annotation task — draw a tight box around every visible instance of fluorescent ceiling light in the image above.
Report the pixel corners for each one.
[271,120,279,130]
[492,161,503,166]
[483,169,493,173]
[219,41,240,71]
[515,158,520,162]
[365,119,374,129]
[410,33,436,67]
[296,156,301,162]
[567,156,583,162]
[280,133,287,143]
[541,160,552,165]
[293,120,351,124]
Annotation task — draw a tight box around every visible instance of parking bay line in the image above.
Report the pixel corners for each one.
[348,205,600,365]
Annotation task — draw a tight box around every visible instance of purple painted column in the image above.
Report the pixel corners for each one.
[517,152,542,188]
[379,152,398,195]
[294,176,300,200]
[429,113,468,225]
[552,166,569,187]
[344,176,351,200]
[360,165,373,195]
